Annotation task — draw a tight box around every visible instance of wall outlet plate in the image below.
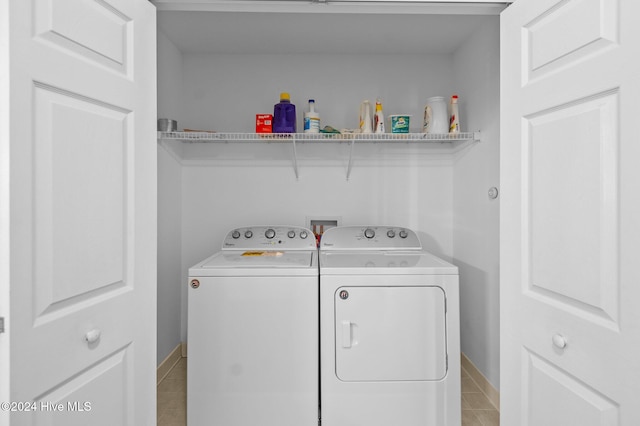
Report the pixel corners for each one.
[306,216,341,239]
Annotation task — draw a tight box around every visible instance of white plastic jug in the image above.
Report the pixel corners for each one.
[359,100,373,134]
[423,96,448,134]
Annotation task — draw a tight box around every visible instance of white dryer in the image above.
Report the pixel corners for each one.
[319,226,461,426]
[187,226,318,426]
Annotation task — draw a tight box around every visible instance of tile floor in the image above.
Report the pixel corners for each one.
[157,357,186,425]
[157,357,499,426]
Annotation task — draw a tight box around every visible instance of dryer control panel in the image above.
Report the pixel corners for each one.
[223,226,317,250]
[320,226,422,250]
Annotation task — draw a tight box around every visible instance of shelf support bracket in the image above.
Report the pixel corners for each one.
[292,135,300,180]
[346,138,355,181]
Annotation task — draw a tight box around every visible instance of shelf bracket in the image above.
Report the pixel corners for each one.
[346,138,356,181]
[292,135,300,180]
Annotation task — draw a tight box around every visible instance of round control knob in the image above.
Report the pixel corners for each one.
[244,230,253,239]
[287,230,296,238]
[364,228,375,239]
[231,230,241,239]
[387,230,396,238]
[265,228,276,239]
[399,230,408,239]
[300,231,308,239]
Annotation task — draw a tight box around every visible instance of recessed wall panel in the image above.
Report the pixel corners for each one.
[524,90,619,326]
[523,349,619,426]
[34,346,132,426]
[523,0,618,83]
[33,83,131,323]
[33,0,131,75]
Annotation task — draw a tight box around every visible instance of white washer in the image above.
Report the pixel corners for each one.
[187,226,318,426]
[319,226,461,426]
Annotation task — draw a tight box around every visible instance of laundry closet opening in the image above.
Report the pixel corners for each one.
[155,1,501,409]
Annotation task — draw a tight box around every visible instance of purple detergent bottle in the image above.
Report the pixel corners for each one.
[273,92,296,133]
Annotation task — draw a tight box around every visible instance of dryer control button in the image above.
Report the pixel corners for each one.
[300,231,309,239]
[287,230,296,238]
[399,230,408,238]
[387,230,396,238]
[265,228,276,239]
[231,230,241,239]
[244,230,253,239]
[364,228,375,239]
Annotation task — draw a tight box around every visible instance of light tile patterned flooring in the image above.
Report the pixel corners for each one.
[157,358,187,425]
[460,364,500,426]
[157,357,499,426]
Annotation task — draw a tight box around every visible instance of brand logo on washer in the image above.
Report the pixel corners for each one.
[339,290,349,300]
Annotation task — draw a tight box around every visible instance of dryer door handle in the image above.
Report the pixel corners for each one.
[341,320,352,348]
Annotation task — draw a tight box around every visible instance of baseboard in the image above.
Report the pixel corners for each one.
[157,344,183,385]
[461,352,500,411]
[181,342,187,358]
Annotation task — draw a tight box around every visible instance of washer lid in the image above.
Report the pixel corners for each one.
[189,250,318,277]
[202,251,314,268]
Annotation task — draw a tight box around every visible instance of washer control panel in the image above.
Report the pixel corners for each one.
[320,226,421,250]
[223,226,316,250]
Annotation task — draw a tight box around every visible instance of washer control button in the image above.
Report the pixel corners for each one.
[244,230,253,239]
[364,228,375,239]
[287,230,296,238]
[300,230,308,239]
[387,230,396,238]
[265,228,276,239]
[399,230,408,239]
[231,230,241,239]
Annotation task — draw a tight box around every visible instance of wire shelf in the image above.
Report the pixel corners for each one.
[158,131,480,180]
[158,131,480,143]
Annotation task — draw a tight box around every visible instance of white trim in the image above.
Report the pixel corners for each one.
[157,344,184,385]
[151,0,510,15]
[461,352,500,411]
[0,0,10,421]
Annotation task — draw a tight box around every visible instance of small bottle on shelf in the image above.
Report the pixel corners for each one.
[374,98,385,134]
[449,95,460,134]
[304,99,320,133]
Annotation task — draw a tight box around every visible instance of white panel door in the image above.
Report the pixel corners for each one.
[501,0,640,424]
[1,0,157,425]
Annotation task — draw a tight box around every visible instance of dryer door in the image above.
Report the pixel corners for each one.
[335,286,447,382]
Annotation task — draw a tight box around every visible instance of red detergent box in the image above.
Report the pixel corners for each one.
[256,114,273,133]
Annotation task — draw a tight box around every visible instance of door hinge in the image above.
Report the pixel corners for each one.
[0,317,4,334]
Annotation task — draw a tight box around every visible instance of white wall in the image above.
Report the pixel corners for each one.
[181,53,455,133]
[157,29,502,392]
[176,52,459,343]
[180,160,455,342]
[452,17,500,389]
[157,30,184,364]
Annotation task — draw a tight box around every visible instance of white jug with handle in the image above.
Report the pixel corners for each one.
[359,100,373,134]
[423,96,448,134]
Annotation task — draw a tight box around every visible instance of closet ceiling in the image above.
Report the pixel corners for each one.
[157,11,495,54]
